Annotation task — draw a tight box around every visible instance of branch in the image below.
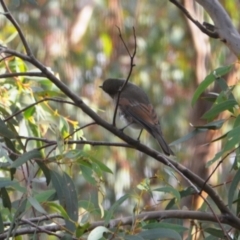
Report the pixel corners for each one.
[194,0,240,57]
[168,0,219,38]
[0,210,237,239]
[0,71,45,78]
[18,136,133,148]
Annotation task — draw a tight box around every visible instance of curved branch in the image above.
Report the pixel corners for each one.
[194,0,240,57]
[169,0,219,38]
[0,210,237,239]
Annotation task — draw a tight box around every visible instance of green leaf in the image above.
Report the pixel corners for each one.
[28,196,47,214]
[192,73,215,106]
[79,200,96,213]
[80,164,96,184]
[0,178,18,188]
[0,213,3,233]
[47,202,69,220]
[0,119,15,138]
[213,65,233,77]
[143,222,188,232]
[228,168,240,209]
[23,106,36,119]
[138,228,182,240]
[92,159,113,174]
[125,236,144,240]
[202,99,237,120]
[236,190,240,220]
[192,65,233,106]
[104,194,130,225]
[76,222,91,238]
[204,228,227,238]
[234,115,240,127]
[153,186,181,203]
[193,119,225,130]
[206,151,223,168]
[169,129,206,146]
[223,125,240,152]
[0,187,11,211]
[36,161,51,185]
[11,149,42,168]
[4,137,18,161]
[166,187,195,210]
[34,189,56,203]
[50,170,78,232]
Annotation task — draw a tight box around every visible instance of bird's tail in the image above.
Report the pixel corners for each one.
[152,130,174,156]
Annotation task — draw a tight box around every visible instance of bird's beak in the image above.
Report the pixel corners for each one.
[99,85,103,89]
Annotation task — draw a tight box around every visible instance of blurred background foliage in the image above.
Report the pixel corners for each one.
[0,0,240,237]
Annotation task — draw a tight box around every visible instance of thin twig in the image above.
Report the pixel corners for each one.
[18,135,133,148]
[112,27,137,126]
[199,195,230,240]
[4,97,76,122]
[201,148,237,192]
[0,0,33,55]
[0,71,45,78]
[64,122,97,140]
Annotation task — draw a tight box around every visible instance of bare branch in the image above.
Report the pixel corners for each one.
[194,0,240,57]
[112,27,137,126]
[169,0,219,38]
[0,71,45,78]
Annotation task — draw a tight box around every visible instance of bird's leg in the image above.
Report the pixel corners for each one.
[119,122,132,132]
[137,129,143,141]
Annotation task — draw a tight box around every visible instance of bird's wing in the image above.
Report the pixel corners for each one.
[119,97,160,133]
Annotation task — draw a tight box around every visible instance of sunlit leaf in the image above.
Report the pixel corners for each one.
[47,202,69,220]
[23,106,36,119]
[88,226,110,240]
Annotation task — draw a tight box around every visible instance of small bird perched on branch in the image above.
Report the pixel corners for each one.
[100,78,174,156]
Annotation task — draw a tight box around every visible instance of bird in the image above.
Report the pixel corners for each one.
[100,78,174,156]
